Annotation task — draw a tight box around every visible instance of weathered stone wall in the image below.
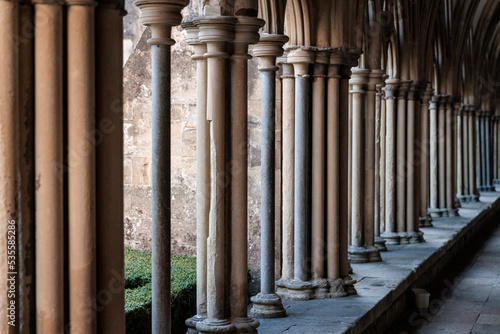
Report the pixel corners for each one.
[123,21,266,271]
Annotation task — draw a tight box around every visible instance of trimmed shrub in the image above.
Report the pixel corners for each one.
[125,248,197,334]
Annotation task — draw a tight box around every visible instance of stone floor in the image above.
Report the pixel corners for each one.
[256,190,500,334]
[389,192,500,334]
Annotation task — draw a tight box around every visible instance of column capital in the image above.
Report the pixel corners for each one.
[181,21,208,60]
[194,16,238,56]
[287,47,314,77]
[383,78,400,99]
[350,68,370,92]
[278,56,295,78]
[367,69,385,91]
[134,0,188,45]
[421,85,434,103]
[407,80,425,100]
[233,17,265,47]
[65,0,97,6]
[252,33,288,71]
[397,80,412,99]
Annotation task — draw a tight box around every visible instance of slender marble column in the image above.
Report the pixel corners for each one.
[250,33,288,318]
[479,111,486,190]
[377,79,388,249]
[311,52,328,282]
[406,82,423,243]
[365,70,383,259]
[349,68,370,262]
[445,97,458,216]
[493,115,499,185]
[419,86,433,226]
[463,106,471,198]
[396,81,410,243]
[95,4,125,332]
[0,2,18,332]
[279,58,295,281]
[33,1,65,332]
[456,105,466,203]
[381,79,400,245]
[469,106,480,201]
[135,1,187,333]
[429,96,440,215]
[289,47,314,284]
[194,16,237,334]
[438,96,448,215]
[182,23,209,332]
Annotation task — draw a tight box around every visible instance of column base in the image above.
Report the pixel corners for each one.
[348,246,369,263]
[408,230,424,244]
[419,215,433,227]
[447,208,459,217]
[493,179,500,185]
[367,246,382,262]
[276,278,349,300]
[458,195,469,205]
[196,319,235,334]
[348,259,353,274]
[398,232,410,244]
[231,317,260,334]
[429,208,447,218]
[470,194,480,202]
[478,185,486,191]
[483,186,496,192]
[374,236,387,251]
[343,275,357,295]
[186,314,206,334]
[249,293,286,319]
[381,231,401,245]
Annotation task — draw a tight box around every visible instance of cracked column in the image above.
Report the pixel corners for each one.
[382,78,400,245]
[278,55,295,283]
[250,33,288,319]
[406,82,423,243]
[135,1,187,332]
[229,20,266,329]
[182,22,209,332]
[446,97,459,216]
[419,86,433,226]
[194,16,237,334]
[396,80,410,243]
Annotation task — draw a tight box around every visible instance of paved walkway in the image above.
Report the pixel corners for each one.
[391,197,500,334]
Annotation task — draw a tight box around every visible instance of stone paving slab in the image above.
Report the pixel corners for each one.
[256,191,500,334]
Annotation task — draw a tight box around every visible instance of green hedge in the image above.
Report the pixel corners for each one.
[124,248,197,334]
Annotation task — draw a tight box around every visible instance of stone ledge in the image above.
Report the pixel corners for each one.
[256,190,500,334]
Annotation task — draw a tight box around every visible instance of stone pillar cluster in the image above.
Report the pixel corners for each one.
[493,114,500,186]
[0,0,126,332]
[378,78,425,245]
[274,47,355,301]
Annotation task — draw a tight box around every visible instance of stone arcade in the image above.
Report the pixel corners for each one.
[1,0,500,333]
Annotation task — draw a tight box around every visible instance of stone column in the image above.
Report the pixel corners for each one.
[326,53,350,295]
[406,82,423,243]
[469,106,480,201]
[193,16,237,334]
[95,2,125,332]
[429,95,440,215]
[32,0,65,332]
[381,79,400,245]
[376,79,388,249]
[0,2,18,332]
[493,115,499,185]
[396,81,410,242]
[419,86,433,226]
[279,57,295,282]
[311,51,328,282]
[228,19,264,331]
[289,47,314,292]
[349,68,369,262]
[135,1,187,332]
[182,22,210,332]
[456,105,466,203]
[249,32,289,321]
[365,70,384,258]
[485,112,494,191]
[438,95,448,215]
[445,97,458,216]
[463,106,471,199]
[478,111,486,190]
